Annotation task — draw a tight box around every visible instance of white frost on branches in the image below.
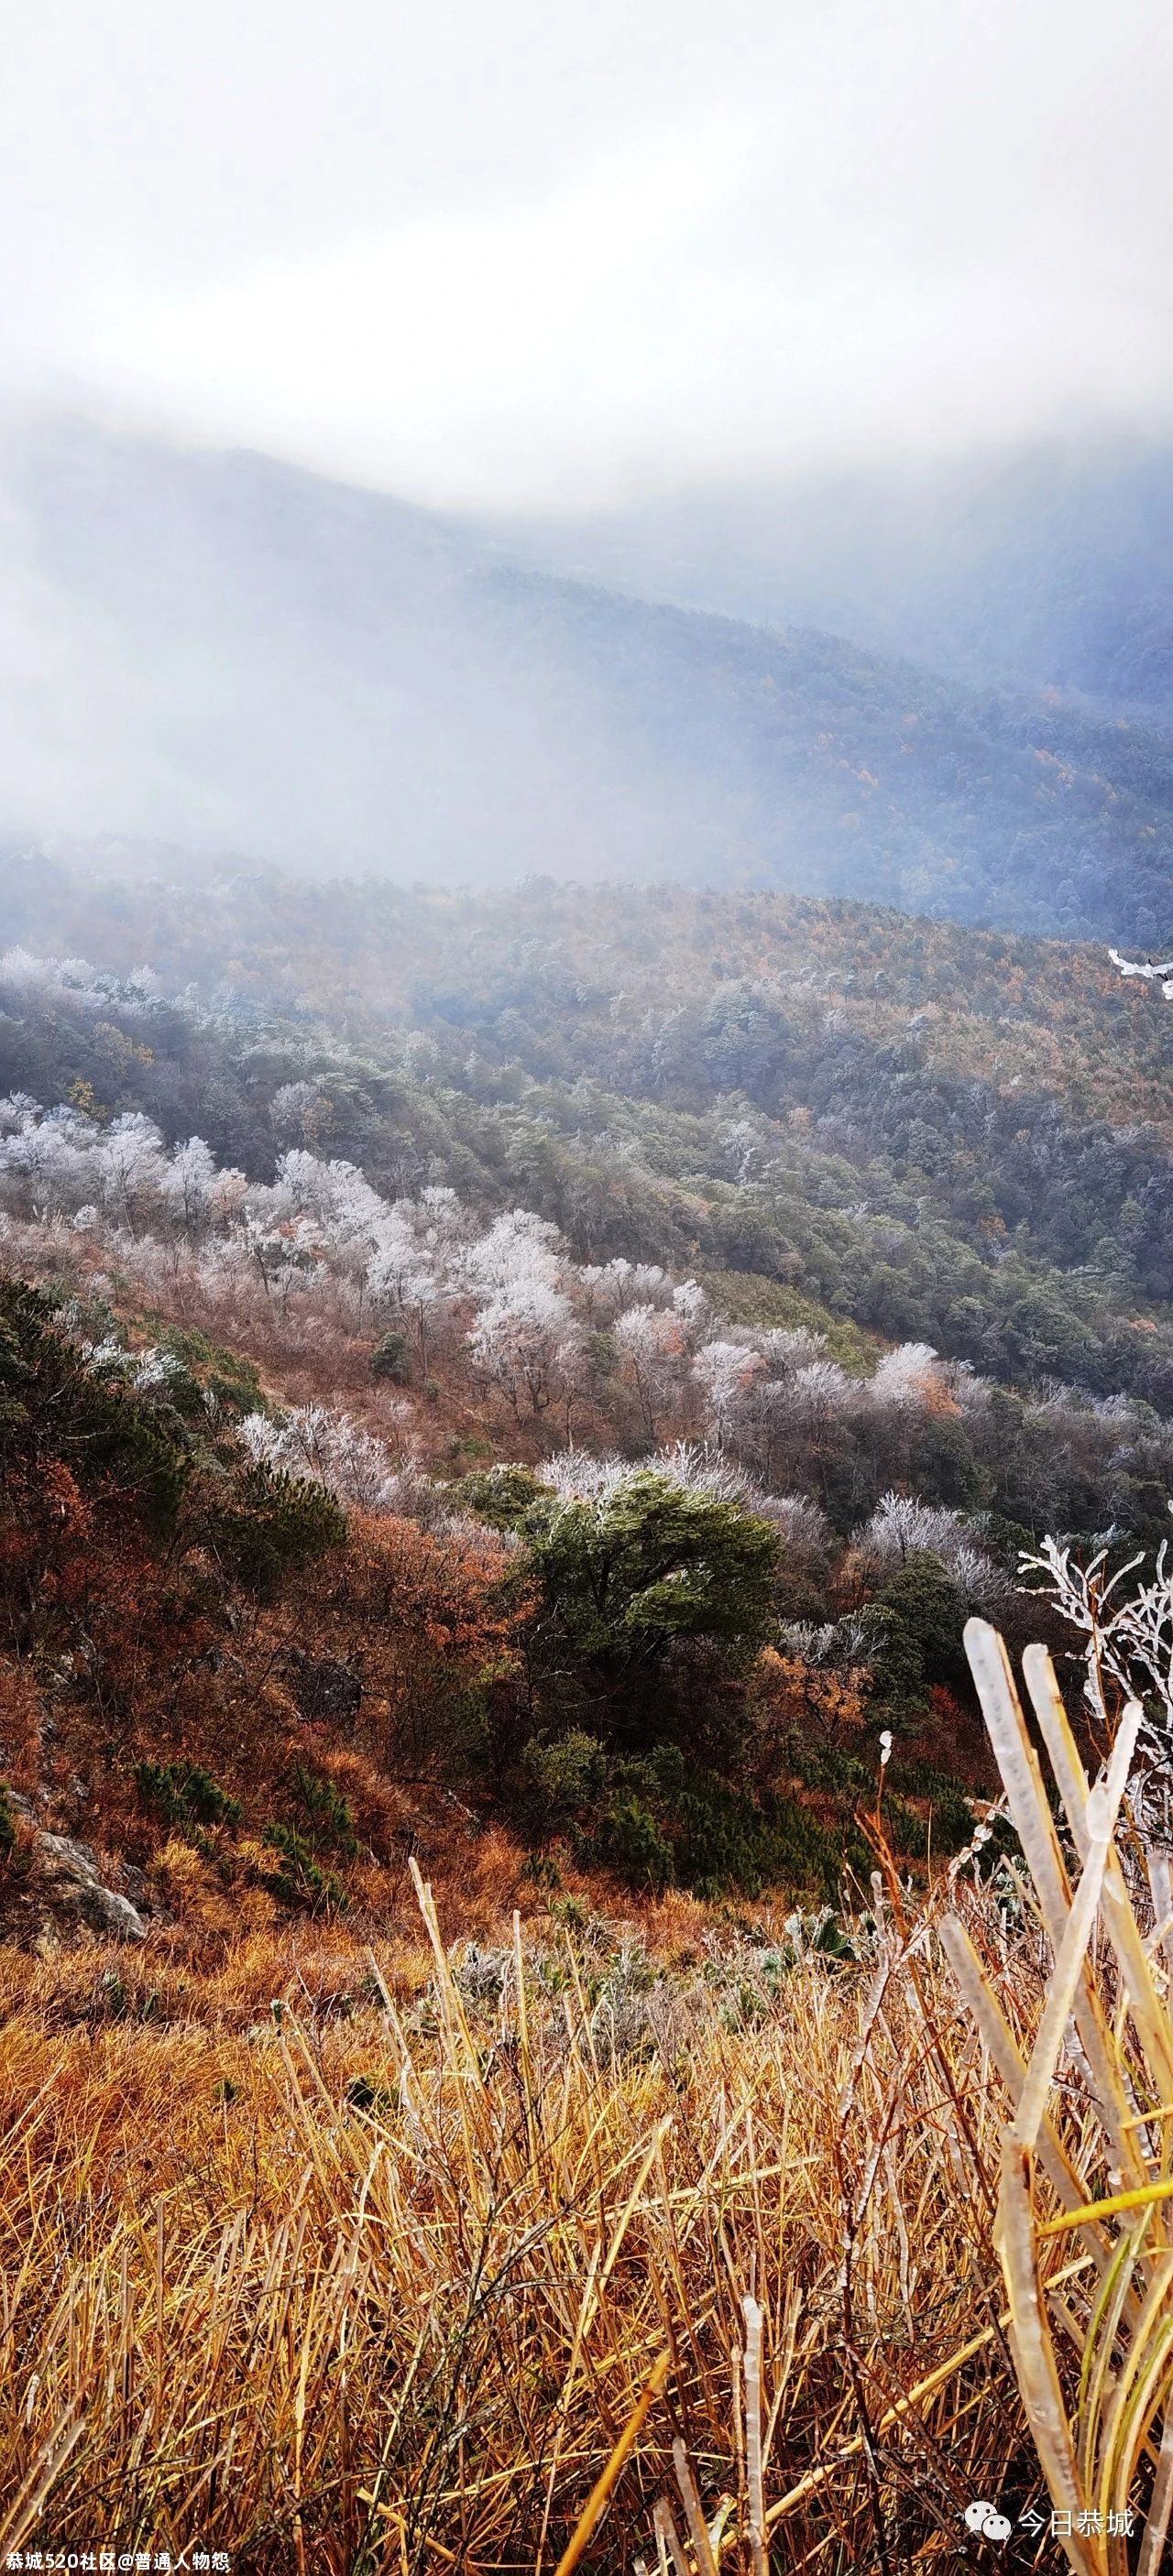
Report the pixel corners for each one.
[239,1402,412,1513]
[857,1492,1007,1605]
[4,1087,1168,1551]
[1022,1534,1173,1748]
[613,1302,689,1439]
[868,1343,946,1409]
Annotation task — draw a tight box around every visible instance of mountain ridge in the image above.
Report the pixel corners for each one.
[488,439,1173,726]
[0,412,1171,940]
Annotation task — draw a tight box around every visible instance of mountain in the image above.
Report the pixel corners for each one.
[494,440,1173,726]
[9,861,1173,1422]
[1,412,1172,939]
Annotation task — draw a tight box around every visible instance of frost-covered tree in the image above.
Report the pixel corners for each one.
[462,1208,565,1300]
[461,1209,582,1415]
[269,1081,324,1143]
[158,1136,217,1237]
[693,1337,767,1445]
[94,1114,168,1234]
[867,1342,948,1412]
[855,1491,1005,1606]
[469,1279,581,1418]
[239,1403,411,1513]
[613,1302,689,1442]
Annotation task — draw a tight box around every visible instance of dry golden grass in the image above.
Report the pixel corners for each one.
[4,1625,1173,2571]
[0,1882,1028,2571]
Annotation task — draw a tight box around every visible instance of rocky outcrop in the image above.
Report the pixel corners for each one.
[32,1835,148,1943]
[1,1806,150,1948]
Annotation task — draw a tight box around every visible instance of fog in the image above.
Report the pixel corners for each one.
[497,442,1173,715]
[2,406,1172,912]
[0,412,746,877]
[3,0,1171,509]
[2,4,1172,882]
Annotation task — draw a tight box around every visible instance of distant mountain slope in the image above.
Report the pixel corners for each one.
[498,442,1173,726]
[475,564,1173,941]
[8,868,1173,1423]
[1,413,1172,940]
[7,864,1173,1151]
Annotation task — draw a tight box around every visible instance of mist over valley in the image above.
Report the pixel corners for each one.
[3,409,1173,946]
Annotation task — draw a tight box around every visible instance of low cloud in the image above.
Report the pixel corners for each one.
[2,0,1170,508]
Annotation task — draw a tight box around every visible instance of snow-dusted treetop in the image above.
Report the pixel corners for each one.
[1110,946,1173,999]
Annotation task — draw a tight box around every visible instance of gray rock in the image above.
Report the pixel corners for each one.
[42,1830,98,1871]
[31,1833,148,1944]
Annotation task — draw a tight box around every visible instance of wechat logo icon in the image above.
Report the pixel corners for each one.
[964,2500,1013,2543]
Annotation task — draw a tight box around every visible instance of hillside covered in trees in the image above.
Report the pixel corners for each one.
[5,870,1173,2564]
[503,437,1173,727]
[3,865,1173,1928]
[6,867,1173,1400]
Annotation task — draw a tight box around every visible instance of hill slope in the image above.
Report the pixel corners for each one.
[499,439,1173,727]
[2,413,1173,939]
[7,869,1173,1422]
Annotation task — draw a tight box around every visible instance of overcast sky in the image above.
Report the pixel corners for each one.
[3,0,1172,508]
